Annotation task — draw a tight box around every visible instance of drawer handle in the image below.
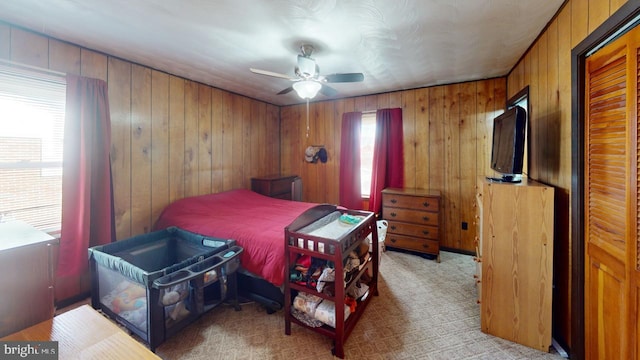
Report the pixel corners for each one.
[422,244,430,249]
[390,238,397,243]
[422,216,430,222]
[390,198,397,204]
[390,212,397,217]
[390,225,397,230]
[423,201,430,207]
[422,230,430,235]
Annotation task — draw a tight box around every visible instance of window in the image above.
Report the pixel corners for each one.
[360,112,376,197]
[0,63,66,233]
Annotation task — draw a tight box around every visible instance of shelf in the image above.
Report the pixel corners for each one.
[283,205,379,359]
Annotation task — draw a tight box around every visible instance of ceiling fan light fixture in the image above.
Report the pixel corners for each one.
[293,80,321,99]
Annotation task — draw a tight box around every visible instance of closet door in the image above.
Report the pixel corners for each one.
[584,26,640,359]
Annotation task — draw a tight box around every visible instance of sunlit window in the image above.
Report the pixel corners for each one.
[0,64,66,233]
[360,112,376,197]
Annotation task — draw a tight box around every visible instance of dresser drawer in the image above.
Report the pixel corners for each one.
[386,220,438,240]
[383,207,438,226]
[385,233,439,254]
[382,193,439,212]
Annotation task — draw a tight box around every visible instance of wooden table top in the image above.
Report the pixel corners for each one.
[1,305,160,359]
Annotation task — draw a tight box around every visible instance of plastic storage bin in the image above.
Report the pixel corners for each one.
[88,227,242,351]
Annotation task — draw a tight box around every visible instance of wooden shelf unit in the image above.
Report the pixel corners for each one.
[476,177,554,352]
[283,205,379,359]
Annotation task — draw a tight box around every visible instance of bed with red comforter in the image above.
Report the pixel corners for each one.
[154,188,318,287]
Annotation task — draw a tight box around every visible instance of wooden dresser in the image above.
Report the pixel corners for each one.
[381,188,441,262]
[475,177,554,352]
[0,220,58,337]
[251,175,302,201]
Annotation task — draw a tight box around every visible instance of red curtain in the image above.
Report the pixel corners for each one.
[339,112,363,210]
[57,75,115,301]
[368,108,404,214]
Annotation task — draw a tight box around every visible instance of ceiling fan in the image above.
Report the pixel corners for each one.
[250,44,364,99]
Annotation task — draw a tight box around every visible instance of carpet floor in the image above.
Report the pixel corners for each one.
[145,250,565,359]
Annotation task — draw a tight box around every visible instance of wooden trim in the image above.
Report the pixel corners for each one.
[571,1,640,358]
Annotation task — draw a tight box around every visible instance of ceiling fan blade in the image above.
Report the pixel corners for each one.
[250,68,296,80]
[324,73,364,83]
[277,86,294,95]
[320,84,338,97]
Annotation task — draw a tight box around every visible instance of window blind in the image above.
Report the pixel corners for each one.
[0,62,66,233]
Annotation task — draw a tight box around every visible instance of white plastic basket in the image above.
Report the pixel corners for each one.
[367,220,387,264]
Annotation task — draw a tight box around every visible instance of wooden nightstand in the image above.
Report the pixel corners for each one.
[251,175,302,201]
[381,188,441,262]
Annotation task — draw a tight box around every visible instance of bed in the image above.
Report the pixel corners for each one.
[153,188,319,311]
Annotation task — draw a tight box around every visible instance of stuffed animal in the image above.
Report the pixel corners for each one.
[120,304,147,329]
[111,281,146,314]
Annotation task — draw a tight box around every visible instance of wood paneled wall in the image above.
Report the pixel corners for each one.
[505,0,628,350]
[280,79,507,253]
[0,22,281,242]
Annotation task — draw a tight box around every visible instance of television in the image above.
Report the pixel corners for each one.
[488,105,526,183]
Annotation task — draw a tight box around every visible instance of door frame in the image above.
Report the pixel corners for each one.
[571,1,640,358]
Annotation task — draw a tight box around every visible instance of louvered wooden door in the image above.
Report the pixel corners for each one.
[584,26,640,359]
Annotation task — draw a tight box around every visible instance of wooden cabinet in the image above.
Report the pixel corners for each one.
[251,175,302,201]
[381,188,441,262]
[476,177,554,352]
[284,205,378,359]
[0,220,58,338]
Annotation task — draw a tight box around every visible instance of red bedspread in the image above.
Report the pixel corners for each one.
[154,189,318,287]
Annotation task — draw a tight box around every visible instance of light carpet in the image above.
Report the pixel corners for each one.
[150,250,565,360]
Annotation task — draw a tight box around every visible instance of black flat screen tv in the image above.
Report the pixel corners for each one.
[488,105,526,183]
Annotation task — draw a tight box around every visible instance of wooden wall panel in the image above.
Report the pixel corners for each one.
[130,64,152,235]
[588,0,610,33]
[10,28,47,68]
[572,0,589,48]
[211,88,224,193]
[280,79,506,252]
[402,91,417,190]
[429,86,446,193]
[459,82,477,251]
[443,84,461,250]
[168,75,185,203]
[48,39,80,75]
[108,57,132,240]
[415,88,429,189]
[150,70,170,227]
[198,84,212,194]
[183,81,199,198]
[79,49,107,81]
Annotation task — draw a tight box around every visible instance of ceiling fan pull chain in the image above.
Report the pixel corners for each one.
[306,98,310,138]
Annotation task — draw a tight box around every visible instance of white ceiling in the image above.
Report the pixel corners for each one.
[0,0,564,106]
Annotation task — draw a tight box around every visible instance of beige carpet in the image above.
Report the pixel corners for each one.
[148,250,564,360]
